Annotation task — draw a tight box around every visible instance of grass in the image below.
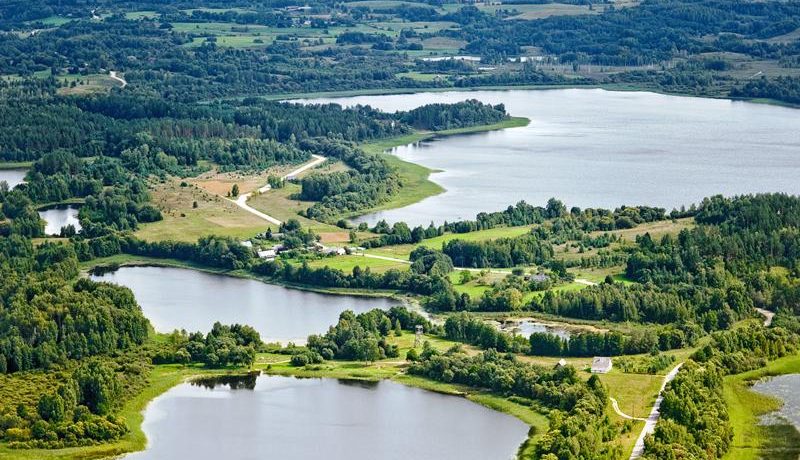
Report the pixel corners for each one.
[305,254,409,273]
[0,161,32,169]
[246,182,344,236]
[0,365,230,460]
[341,117,528,221]
[723,353,800,460]
[134,178,269,242]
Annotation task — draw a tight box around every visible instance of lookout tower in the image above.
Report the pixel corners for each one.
[414,325,423,348]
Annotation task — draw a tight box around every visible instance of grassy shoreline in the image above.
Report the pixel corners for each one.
[269,83,798,109]
[342,116,529,220]
[83,253,410,299]
[723,353,800,460]
[0,161,32,170]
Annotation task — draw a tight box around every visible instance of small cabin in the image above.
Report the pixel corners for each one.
[591,357,613,374]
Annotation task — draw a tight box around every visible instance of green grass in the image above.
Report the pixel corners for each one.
[344,117,529,220]
[124,11,159,20]
[305,254,409,273]
[396,71,443,82]
[0,161,32,169]
[723,353,800,460]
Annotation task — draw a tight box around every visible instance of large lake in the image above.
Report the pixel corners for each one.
[298,89,800,226]
[38,205,81,236]
[90,266,401,343]
[0,168,26,189]
[126,374,529,460]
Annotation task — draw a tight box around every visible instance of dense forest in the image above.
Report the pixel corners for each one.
[0,0,799,457]
[0,0,797,102]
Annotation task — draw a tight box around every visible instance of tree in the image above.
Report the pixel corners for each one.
[73,359,122,415]
[231,184,240,197]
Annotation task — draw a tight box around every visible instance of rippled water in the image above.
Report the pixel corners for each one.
[125,374,529,460]
[298,89,800,226]
[90,266,401,343]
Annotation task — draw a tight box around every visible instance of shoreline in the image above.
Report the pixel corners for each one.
[342,116,530,221]
[271,83,798,110]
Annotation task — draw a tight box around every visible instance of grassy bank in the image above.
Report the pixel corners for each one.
[0,364,230,460]
[83,253,408,299]
[723,353,800,460]
[346,116,529,220]
[0,161,32,169]
[267,83,798,109]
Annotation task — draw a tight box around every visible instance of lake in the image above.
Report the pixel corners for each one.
[0,168,26,189]
[89,266,402,343]
[125,374,529,460]
[751,373,800,431]
[298,89,800,226]
[38,205,81,236]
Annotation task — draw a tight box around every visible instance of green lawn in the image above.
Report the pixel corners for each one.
[305,254,409,273]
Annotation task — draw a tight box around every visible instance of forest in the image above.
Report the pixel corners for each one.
[0,0,798,458]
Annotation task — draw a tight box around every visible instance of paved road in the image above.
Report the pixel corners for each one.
[109,71,127,88]
[229,154,326,226]
[629,362,684,459]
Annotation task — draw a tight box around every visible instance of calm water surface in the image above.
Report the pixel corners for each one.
[126,374,529,460]
[0,169,26,189]
[90,266,401,342]
[500,320,571,340]
[298,89,800,226]
[751,374,800,430]
[38,205,81,235]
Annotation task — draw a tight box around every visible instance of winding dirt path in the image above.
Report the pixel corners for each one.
[611,397,647,421]
[755,307,775,327]
[629,362,684,459]
[228,154,326,226]
[109,70,127,88]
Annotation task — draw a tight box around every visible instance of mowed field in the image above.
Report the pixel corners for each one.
[135,178,269,242]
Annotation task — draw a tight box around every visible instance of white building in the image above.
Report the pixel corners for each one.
[257,249,277,260]
[591,357,613,374]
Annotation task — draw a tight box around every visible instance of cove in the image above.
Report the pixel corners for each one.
[298,89,800,226]
[751,373,800,431]
[125,374,529,460]
[89,266,401,343]
[0,168,26,189]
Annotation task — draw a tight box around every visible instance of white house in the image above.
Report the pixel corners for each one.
[240,240,253,248]
[591,357,613,374]
[257,249,277,260]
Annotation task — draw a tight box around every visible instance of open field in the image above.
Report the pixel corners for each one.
[724,353,800,460]
[365,224,536,260]
[135,178,269,242]
[305,253,409,273]
[246,182,344,236]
